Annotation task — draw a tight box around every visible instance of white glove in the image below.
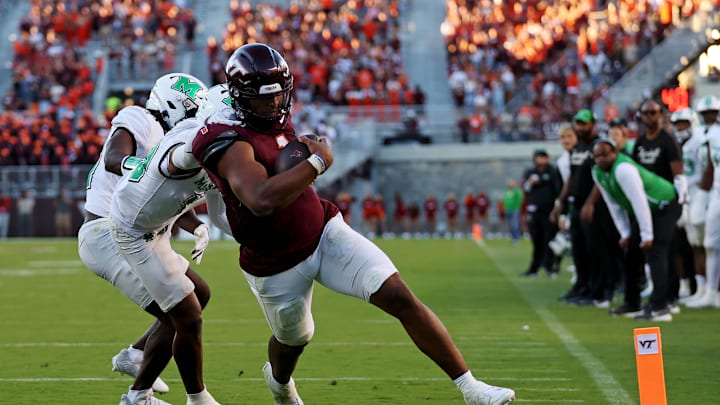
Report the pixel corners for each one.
[677,203,689,227]
[689,189,709,226]
[191,224,210,264]
[673,175,688,205]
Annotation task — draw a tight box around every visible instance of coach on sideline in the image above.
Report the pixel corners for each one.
[592,139,680,321]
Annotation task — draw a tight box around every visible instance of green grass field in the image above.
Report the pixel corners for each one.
[0,237,718,404]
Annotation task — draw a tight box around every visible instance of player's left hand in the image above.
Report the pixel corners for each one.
[192,224,210,264]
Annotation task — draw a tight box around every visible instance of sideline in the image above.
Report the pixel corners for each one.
[475,240,635,405]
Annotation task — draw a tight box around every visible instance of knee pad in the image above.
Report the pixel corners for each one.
[273,297,314,346]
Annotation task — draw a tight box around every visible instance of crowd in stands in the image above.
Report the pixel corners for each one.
[214,0,426,113]
[2,0,716,168]
[1,0,196,167]
[443,0,715,140]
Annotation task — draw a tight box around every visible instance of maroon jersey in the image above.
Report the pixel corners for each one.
[393,196,406,220]
[335,196,352,217]
[476,193,489,217]
[463,193,476,220]
[192,120,339,276]
[444,198,459,219]
[424,197,438,221]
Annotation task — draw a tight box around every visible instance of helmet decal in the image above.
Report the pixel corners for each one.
[170,76,207,100]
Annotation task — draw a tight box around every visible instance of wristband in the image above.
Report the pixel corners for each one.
[307,153,327,175]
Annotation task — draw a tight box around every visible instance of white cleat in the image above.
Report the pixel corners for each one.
[262,362,304,405]
[464,385,516,405]
[119,392,172,405]
[685,290,720,309]
[678,280,691,298]
[681,285,706,305]
[112,348,170,394]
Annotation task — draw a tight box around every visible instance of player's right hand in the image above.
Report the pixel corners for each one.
[298,135,334,169]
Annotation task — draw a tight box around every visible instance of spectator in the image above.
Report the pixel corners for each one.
[463,191,477,235]
[502,180,523,244]
[444,192,460,237]
[0,191,11,238]
[16,190,35,237]
[475,191,490,237]
[457,114,471,143]
[424,193,439,236]
[407,202,421,236]
[374,194,388,237]
[361,193,377,237]
[392,192,408,236]
[335,192,355,226]
[54,189,75,237]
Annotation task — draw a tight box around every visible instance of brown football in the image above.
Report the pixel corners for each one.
[275,134,318,173]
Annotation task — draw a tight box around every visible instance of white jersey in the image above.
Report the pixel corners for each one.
[702,121,720,190]
[110,118,214,236]
[557,151,570,184]
[683,127,708,193]
[84,106,164,217]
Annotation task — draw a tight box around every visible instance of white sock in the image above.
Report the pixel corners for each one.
[127,346,144,363]
[706,249,720,292]
[127,387,152,402]
[187,388,216,405]
[453,371,490,394]
[695,274,706,288]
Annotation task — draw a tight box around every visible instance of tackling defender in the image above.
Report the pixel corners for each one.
[78,73,208,401]
[108,84,234,405]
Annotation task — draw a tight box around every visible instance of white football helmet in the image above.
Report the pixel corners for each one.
[146,73,209,130]
[670,108,696,124]
[694,95,720,113]
[197,83,232,120]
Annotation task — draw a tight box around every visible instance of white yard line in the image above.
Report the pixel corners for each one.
[476,241,635,405]
[0,376,573,383]
[0,268,81,276]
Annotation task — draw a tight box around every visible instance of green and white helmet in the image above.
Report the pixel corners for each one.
[694,95,720,113]
[197,83,232,120]
[670,107,696,124]
[146,73,209,129]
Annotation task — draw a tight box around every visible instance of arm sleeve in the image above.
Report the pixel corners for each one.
[592,170,631,239]
[171,140,200,170]
[204,189,232,236]
[615,163,653,242]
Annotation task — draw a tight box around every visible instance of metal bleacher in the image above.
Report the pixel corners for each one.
[593,12,719,114]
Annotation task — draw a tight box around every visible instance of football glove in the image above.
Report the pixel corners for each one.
[191,224,210,264]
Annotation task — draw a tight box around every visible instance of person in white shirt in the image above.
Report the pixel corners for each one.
[78,72,210,405]
[670,108,706,300]
[687,95,720,309]
[110,86,234,405]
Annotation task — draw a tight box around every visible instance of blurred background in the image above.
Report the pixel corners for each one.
[0,0,719,237]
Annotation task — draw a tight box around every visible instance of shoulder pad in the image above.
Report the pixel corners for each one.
[201,130,242,167]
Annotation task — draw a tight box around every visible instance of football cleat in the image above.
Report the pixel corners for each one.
[112,348,170,394]
[262,362,303,405]
[119,392,172,405]
[464,384,516,405]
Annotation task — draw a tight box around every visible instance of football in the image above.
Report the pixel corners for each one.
[275,134,319,173]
